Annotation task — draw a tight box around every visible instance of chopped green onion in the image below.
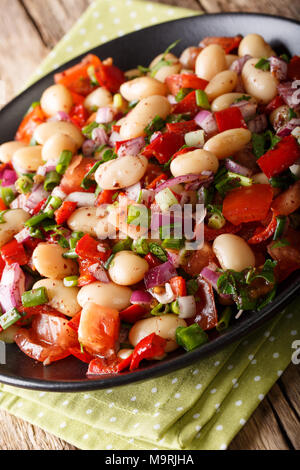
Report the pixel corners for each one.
[25,212,49,227]
[0,308,22,330]
[234,95,251,103]
[288,108,297,120]
[273,216,287,240]
[44,196,62,216]
[175,88,193,102]
[113,93,123,108]
[195,89,210,109]
[0,187,15,207]
[112,237,133,253]
[171,300,180,315]
[29,226,44,239]
[0,210,8,224]
[16,175,33,194]
[149,243,168,262]
[132,237,149,255]
[155,187,178,211]
[82,121,99,139]
[227,171,252,187]
[208,212,226,230]
[216,307,233,332]
[25,101,40,116]
[161,238,184,250]
[81,160,102,190]
[255,58,270,71]
[176,324,208,351]
[69,231,84,250]
[280,53,290,63]
[64,276,79,287]
[56,150,73,175]
[150,302,170,316]
[127,205,149,227]
[102,148,117,162]
[62,250,78,259]
[22,287,49,308]
[87,65,100,86]
[44,171,61,192]
[104,254,115,270]
[184,129,205,147]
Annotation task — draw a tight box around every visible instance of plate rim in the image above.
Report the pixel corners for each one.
[0,11,299,392]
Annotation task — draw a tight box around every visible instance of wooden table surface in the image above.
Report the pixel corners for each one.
[0,0,299,451]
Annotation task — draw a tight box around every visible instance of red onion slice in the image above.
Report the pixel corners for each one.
[117,137,145,157]
[125,182,141,202]
[96,107,116,124]
[177,295,196,319]
[66,192,96,207]
[130,290,153,306]
[231,100,257,120]
[247,114,268,134]
[14,227,31,244]
[1,169,17,187]
[87,263,110,283]
[201,267,231,300]
[155,174,200,193]
[195,110,218,134]
[225,159,253,177]
[269,56,288,81]
[229,55,251,74]
[278,82,300,109]
[144,261,177,289]
[0,263,25,313]
[25,184,49,212]
[277,118,300,137]
[92,127,108,146]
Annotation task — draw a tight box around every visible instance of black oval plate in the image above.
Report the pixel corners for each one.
[0,13,299,392]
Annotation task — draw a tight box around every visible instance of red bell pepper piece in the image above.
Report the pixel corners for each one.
[75,234,111,263]
[32,198,47,215]
[258,135,300,179]
[166,120,198,135]
[15,105,46,144]
[117,354,133,372]
[287,55,300,81]
[18,304,65,322]
[215,107,247,132]
[0,198,7,211]
[95,61,126,94]
[112,124,121,133]
[69,347,93,364]
[87,357,120,375]
[247,213,277,245]
[129,333,167,371]
[265,95,285,114]
[145,253,161,268]
[67,311,82,333]
[55,201,77,225]
[172,91,200,116]
[165,74,208,95]
[142,132,185,164]
[146,173,168,190]
[96,189,116,206]
[204,222,242,241]
[69,103,89,128]
[1,239,28,266]
[77,259,97,287]
[200,35,242,53]
[119,305,147,323]
[0,254,5,279]
[170,276,187,297]
[54,54,101,96]
[70,91,85,105]
[223,184,273,226]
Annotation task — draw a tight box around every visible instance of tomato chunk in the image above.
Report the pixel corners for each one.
[166,120,198,135]
[54,54,101,96]
[1,239,28,266]
[199,35,242,53]
[55,201,77,225]
[119,305,147,323]
[15,105,46,144]
[60,156,96,194]
[15,313,78,364]
[78,302,120,356]
[172,91,200,116]
[223,185,273,226]
[69,347,93,364]
[95,61,126,94]
[75,234,111,262]
[165,74,208,95]
[170,276,187,297]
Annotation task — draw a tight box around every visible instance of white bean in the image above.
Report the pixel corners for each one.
[241,58,278,104]
[211,92,253,112]
[179,46,201,70]
[108,251,149,286]
[0,209,30,247]
[238,33,275,58]
[269,105,289,129]
[252,172,270,184]
[205,70,238,101]
[32,243,78,279]
[84,87,113,111]
[33,121,84,147]
[40,84,73,117]
[149,52,178,68]
[154,63,182,83]
[213,234,255,272]
[120,77,167,102]
[170,149,219,177]
[95,208,117,239]
[204,128,252,160]
[33,279,80,317]
[125,68,143,80]
[42,133,77,162]
[129,314,187,353]
[0,141,25,164]
[12,145,43,172]
[67,206,98,236]
[77,281,132,311]
[117,349,134,360]
[95,155,148,190]
[120,95,171,140]
[195,44,227,81]
[225,54,239,67]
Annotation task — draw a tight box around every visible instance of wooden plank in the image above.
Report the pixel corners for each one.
[149,0,202,10]
[279,365,300,418]
[229,394,290,450]
[21,0,93,48]
[0,0,48,103]
[198,0,300,20]
[267,382,300,450]
[0,409,76,450]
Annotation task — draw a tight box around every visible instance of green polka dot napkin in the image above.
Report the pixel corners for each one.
[0,0,299,451]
